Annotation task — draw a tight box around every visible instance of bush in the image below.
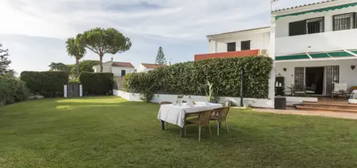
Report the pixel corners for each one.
[0,75,29,105]
[79,72,113,96]
[20,71,69,97]
[126,56,273,99]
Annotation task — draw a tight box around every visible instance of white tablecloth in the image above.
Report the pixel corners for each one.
[157,102,223,128]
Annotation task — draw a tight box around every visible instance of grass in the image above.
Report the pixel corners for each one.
[0,96,357,168]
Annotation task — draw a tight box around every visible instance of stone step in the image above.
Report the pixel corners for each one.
[295,105,357,113]
[301,102,357,109]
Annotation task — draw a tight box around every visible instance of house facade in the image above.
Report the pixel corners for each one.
[273,0,357,96]
[137,63,166,72]
[196,0,357,100]
[195,27,271,61]
[93,61,135,77]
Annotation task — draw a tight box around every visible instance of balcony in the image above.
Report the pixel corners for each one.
[276,29,357,56]
[194,49,262,61]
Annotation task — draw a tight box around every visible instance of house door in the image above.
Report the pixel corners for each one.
[325,66,339,96]
[294,67,305,91]
[305,67,324,95]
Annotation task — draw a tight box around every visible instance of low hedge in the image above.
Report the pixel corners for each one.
[20,71,69,97]
[0,75,29,105]
[79,72,113,96]
[126,56,273,99]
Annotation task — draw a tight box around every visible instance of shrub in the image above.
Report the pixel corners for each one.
[20,71,69,97]
[126,56,273,99]
[0,75,29,105]
[79,72,113,96]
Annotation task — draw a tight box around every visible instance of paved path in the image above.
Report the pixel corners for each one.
[251,108,357,120]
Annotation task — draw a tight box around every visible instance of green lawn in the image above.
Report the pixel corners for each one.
[0,97,357,168]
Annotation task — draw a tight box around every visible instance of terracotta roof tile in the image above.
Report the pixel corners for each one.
[273,0,336,12]
[112,62,134,68]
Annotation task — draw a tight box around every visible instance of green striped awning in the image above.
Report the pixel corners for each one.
[276,2,357,20]
[276,50,357,61]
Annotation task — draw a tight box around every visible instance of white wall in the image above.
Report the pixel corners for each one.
[113,90,274,108]
[93,63,135,77]
[208,28,271,54]
[275,3,357,56]
[137,64,154,73]
[93,63,112,73]
[112,67,135,77]
[275,59,357,94]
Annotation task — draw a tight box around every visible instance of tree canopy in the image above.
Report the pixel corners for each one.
[0,44,11,75]
[79,28,131,72]
[48,60,99,77]
[49,62,69,72]
[155,46,167,65]
[66,36,86,77]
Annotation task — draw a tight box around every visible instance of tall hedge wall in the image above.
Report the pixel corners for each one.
[0,75,29,105]
[79,72,113,96]
[126,56,273,98]
[20,71,69,97]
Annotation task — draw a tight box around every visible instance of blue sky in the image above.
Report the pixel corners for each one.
[0,0,324,73]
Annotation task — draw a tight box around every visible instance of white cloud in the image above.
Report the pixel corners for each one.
[0,0,271,73]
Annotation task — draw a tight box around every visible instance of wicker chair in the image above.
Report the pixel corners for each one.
[210,107,230,136]
[184,110,213,142]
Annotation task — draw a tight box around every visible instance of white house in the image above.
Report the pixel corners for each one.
[93,61,135,77]
[195,27,271,61]
[137,63,166,72]
[110,0,357,109]
[195,0,357,107]
[272,0,357,96]
[195,26,275,102]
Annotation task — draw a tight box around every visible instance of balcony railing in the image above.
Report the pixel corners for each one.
[276,29,357,56]
[194,49,262,61]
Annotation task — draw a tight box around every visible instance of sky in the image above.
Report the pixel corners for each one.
[0,0,327,74]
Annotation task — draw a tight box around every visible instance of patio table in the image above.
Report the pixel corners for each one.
[157,102,223,129]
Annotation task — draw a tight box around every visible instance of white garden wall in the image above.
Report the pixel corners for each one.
[113,90,142,102]
[113,90,274,108]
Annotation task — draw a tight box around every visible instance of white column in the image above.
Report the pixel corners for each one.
[79,85,83,97]
[268,13,277,108]
[64,85,68,98]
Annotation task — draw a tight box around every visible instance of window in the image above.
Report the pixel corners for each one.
[121,70,126,76]
[227,42,236,52]
[307,17,324,34]
[289,17,324,36]
[289,20,307,36]
[241,40,251,50]
[333,13,355,31]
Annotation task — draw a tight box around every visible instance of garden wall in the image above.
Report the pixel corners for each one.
[113,90,274,108]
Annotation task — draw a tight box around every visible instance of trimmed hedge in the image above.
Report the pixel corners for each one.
[126,56,273,98]
[79,72,113,96]
[0,75,29,105]
[20,71,69,97]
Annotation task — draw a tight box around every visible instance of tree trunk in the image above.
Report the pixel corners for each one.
[99,54,103,72]
[76,58,80,78]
